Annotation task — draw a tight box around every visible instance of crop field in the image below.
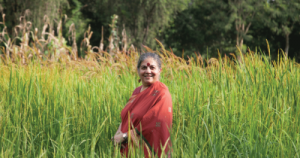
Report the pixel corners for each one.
[1,48,300,157]
[0,22,300,157]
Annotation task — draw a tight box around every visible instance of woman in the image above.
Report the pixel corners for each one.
[112,52,173,157]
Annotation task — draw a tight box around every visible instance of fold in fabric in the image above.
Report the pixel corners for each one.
[120,81,173,158]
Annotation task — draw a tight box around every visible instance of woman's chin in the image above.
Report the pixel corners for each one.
[142,80,154,86]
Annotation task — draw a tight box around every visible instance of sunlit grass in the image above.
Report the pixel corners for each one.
[0,49,299,157]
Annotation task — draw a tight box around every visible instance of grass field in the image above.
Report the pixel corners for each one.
[0,18,300,157]
[1,48,300,157]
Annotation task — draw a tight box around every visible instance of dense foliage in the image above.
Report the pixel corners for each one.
[0,0,300,61]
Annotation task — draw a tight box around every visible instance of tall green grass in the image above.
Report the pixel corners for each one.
[0,50,299,157]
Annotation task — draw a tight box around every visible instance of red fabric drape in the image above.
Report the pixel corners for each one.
[120,81,173,157]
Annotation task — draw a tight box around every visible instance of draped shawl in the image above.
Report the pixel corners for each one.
[120,81,173,157]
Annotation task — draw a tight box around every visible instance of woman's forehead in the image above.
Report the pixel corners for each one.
[141,58,157,65]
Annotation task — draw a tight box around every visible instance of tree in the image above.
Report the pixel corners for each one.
[0,0,68,36]
[227,0,266,52]
[265,0,300,57]
[164,0,270,58]
[164,0,234,58]
[78,0,189,49]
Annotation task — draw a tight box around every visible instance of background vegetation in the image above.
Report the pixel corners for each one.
[0,0,300,157]
[1,0,300,61]
[0,39,300,157]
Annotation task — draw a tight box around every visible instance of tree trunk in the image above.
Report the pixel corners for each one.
[285,33,289,58]
[239,38,244,50]
[236,35,244,63]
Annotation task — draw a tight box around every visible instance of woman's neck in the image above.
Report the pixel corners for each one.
[140,85,149,92]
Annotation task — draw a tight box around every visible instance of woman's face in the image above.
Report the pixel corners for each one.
[138,57,162,87]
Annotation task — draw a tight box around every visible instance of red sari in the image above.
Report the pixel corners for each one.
[120,81,173,157]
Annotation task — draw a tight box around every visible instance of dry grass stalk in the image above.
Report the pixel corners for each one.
[108,15,118,56]
[122,25,127,52]
[99,26,104,54]
[0,12,137,65]
[69,23,77,60]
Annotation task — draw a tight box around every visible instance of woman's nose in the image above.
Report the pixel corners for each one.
[145,67,151,72]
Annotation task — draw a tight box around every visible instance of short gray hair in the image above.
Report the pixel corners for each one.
[137,52,162,70]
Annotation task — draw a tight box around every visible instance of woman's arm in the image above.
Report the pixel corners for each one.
[114,123,122,136]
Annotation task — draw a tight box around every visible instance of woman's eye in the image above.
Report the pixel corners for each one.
[150,66,155,70]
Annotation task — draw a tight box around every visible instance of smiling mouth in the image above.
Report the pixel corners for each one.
[144,74,153,77]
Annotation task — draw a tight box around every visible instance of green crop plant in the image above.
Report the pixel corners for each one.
[0,16,299,158]
[1,47,300,157]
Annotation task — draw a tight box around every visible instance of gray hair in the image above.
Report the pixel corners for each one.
[137,52,162,70]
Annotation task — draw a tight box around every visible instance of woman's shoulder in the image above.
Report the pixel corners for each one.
[156,82,171,95]
[156,82,172,104]
[132,86,142,95]
[156,81,169,90]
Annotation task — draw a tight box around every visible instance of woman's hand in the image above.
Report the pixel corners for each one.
[111,132,125,146]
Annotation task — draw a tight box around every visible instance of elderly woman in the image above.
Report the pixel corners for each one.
[112,52,173,157]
